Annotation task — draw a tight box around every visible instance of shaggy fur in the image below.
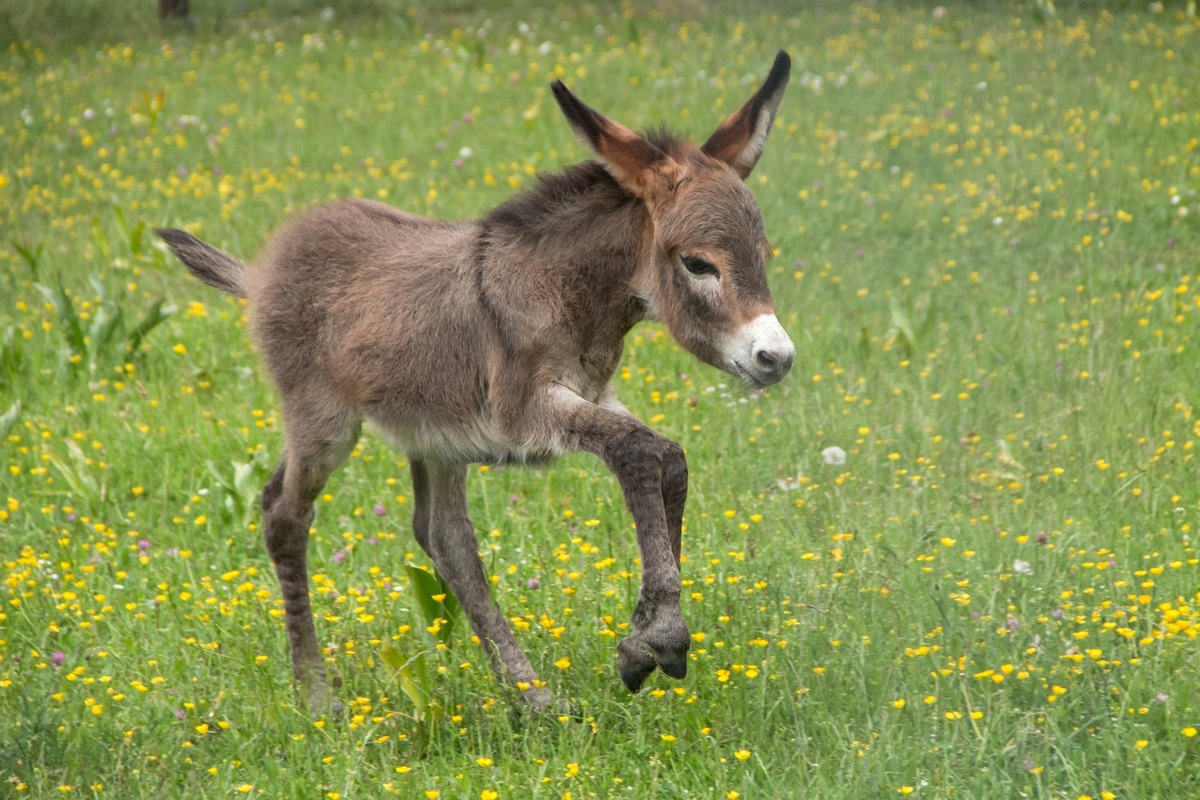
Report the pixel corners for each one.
[158,51,793,711]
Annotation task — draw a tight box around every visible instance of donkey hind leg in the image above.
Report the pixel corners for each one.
[262,408,361,713]
[419,460,551,708]
[409,459,432,556]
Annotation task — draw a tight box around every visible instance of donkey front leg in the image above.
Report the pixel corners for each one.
[544,392,691,692]
[606,427,690,691]
[418,459,551,708]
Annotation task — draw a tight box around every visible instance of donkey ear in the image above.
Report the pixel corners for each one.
[551,80,677,200]
[701,50,791,180]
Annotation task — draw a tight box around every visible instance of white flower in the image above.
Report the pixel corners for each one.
[1013,559,1033,576]
[776,475,802,491]
[821,446,847,466]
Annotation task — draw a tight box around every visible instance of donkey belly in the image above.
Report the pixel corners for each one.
[346,331,565,466]
[369,413,559,466]
[358,348,573,466]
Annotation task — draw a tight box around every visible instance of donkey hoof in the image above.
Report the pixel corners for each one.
[307,692,344,717]
[302,679,344,716]
[617,637,658,693]
[655,648,688,681]
[522,688,577,719]
[518,684,556,712]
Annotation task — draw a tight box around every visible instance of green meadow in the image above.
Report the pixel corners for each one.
[2,2,1200,797]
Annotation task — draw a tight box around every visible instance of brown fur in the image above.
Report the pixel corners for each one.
[157,51,793,711]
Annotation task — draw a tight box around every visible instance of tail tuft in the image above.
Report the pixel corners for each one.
[156,228,247,298]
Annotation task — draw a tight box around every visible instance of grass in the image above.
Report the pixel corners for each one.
[2,1,1200,798]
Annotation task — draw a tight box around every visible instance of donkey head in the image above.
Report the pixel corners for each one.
[551,51,795,389]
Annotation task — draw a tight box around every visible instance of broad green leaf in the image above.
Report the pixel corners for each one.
[405,561,461,643]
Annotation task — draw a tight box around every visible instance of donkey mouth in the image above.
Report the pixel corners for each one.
[730,363,775,392]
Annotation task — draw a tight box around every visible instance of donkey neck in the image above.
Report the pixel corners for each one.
[481,161,653,331]
[472,162,656,402]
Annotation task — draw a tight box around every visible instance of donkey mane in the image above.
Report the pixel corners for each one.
[483,127,688,242]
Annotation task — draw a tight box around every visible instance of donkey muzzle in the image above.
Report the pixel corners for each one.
[727,313,795,387]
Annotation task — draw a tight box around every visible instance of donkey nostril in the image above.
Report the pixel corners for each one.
[754,349,779,371]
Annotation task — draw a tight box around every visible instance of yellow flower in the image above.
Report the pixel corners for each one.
[898,788,914,796]
[481,791,499,800]
[733,749,751,762]
[1184,727,1197,738]
[476,757,493,768]
[555,657,571,669]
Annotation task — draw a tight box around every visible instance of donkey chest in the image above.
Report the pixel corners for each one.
[544,337,625,405]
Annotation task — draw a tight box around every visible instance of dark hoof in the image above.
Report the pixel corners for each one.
[518,684,556,711]
[617,637,658,693]
[300,675,343,716]
[308,688,344,716]
[656,648,688,680]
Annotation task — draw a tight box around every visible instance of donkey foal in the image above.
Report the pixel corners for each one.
[159,51,794,711]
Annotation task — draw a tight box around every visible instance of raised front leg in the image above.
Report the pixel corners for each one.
[418,459,551,708]
[606,428,690,691]
[543,388,691,692]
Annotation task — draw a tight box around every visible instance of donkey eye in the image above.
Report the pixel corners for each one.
[682,255,719,278]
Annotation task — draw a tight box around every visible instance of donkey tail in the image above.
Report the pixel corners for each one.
[156,228,247,298]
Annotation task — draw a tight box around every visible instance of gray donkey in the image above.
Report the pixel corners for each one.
[158,51,794,712]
